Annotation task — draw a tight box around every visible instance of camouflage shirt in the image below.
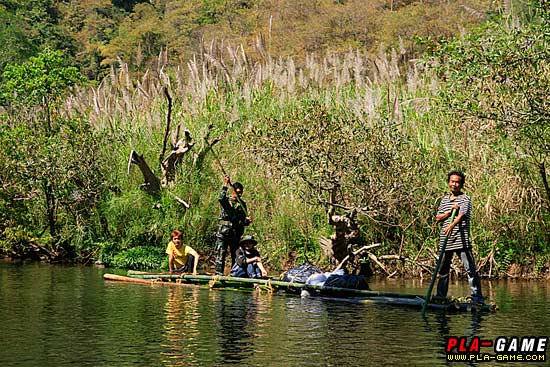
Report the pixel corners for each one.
[218,186,248,230]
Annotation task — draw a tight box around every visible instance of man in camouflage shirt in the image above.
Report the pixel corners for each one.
[215,176,251,275]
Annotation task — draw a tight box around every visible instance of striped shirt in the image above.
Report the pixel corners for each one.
[438,193,472,251]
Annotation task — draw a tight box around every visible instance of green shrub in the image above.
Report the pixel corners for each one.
[109,246,165,270]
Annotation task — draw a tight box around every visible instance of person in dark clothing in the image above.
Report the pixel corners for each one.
[215,175,251,275]
[230,235,267,278]
[435,170,484,304]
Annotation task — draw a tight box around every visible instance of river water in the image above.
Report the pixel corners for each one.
[0,261,548,367]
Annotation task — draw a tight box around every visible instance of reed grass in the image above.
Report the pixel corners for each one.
[46,39,549,276]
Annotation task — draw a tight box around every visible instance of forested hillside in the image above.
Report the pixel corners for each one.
[2,0,498,78]
[1,0,548,279]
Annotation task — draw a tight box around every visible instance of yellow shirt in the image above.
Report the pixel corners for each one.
[165,241,196,268]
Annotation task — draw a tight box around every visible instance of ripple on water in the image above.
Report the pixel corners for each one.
[1,264,549,367]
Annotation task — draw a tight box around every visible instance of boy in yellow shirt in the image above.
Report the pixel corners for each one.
[166,229,200,274]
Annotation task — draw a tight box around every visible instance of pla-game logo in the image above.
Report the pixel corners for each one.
[445,336,547,363]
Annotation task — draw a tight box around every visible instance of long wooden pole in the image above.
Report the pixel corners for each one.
[159,87,172,165]
[122,272,425,299]
[421,208,457,317]
[211,147,249,217]
[110,272,495,312]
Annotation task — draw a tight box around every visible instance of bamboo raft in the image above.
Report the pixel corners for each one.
[103,272,497,313]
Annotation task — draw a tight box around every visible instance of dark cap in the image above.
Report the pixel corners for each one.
[233,182,244,192]
[239,235,257,246]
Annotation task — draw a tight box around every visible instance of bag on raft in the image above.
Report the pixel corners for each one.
[282,263,323,283]
[324,274,370,290]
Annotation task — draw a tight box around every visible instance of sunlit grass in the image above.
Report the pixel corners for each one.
[58,43,548,276]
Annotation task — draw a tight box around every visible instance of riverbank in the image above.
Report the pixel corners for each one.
[3,254,549,280]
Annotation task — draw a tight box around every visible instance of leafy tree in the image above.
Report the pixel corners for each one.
[252,99,420,245]
[0,118,109,259]
[0,0,78,63]
[1,48,85,133]
[58,0,127,79]
[99,3,166,67]
[430,1,550,209]
[0,49,106,259]
[0,7,35,70]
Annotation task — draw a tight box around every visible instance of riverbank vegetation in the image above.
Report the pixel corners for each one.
[1,0,548,279]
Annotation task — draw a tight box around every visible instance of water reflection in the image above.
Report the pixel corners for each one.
[1,263,549,367]
[432,312,484,339]
[278,296,376,366]
[217,290,276,363]
[158,285,276,366]
[429,311,486,366]
[215,291,256,363]
[161,287,202,366]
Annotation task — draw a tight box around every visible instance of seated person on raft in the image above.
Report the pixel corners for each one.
[230,235,267,279]
[166,229,200,274]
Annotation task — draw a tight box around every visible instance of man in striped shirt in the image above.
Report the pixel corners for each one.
[435,170,484,304]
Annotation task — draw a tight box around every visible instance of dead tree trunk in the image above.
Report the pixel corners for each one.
[126,89,226,208]
[319,188,360,264]
[128,151,161,194]
[160,130,195,188]
[127,88,193,199]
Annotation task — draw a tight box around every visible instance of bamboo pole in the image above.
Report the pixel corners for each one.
[108,272,495,312]
[104,273,194,288]
[125,272,425,300]
[421,208,457,317]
